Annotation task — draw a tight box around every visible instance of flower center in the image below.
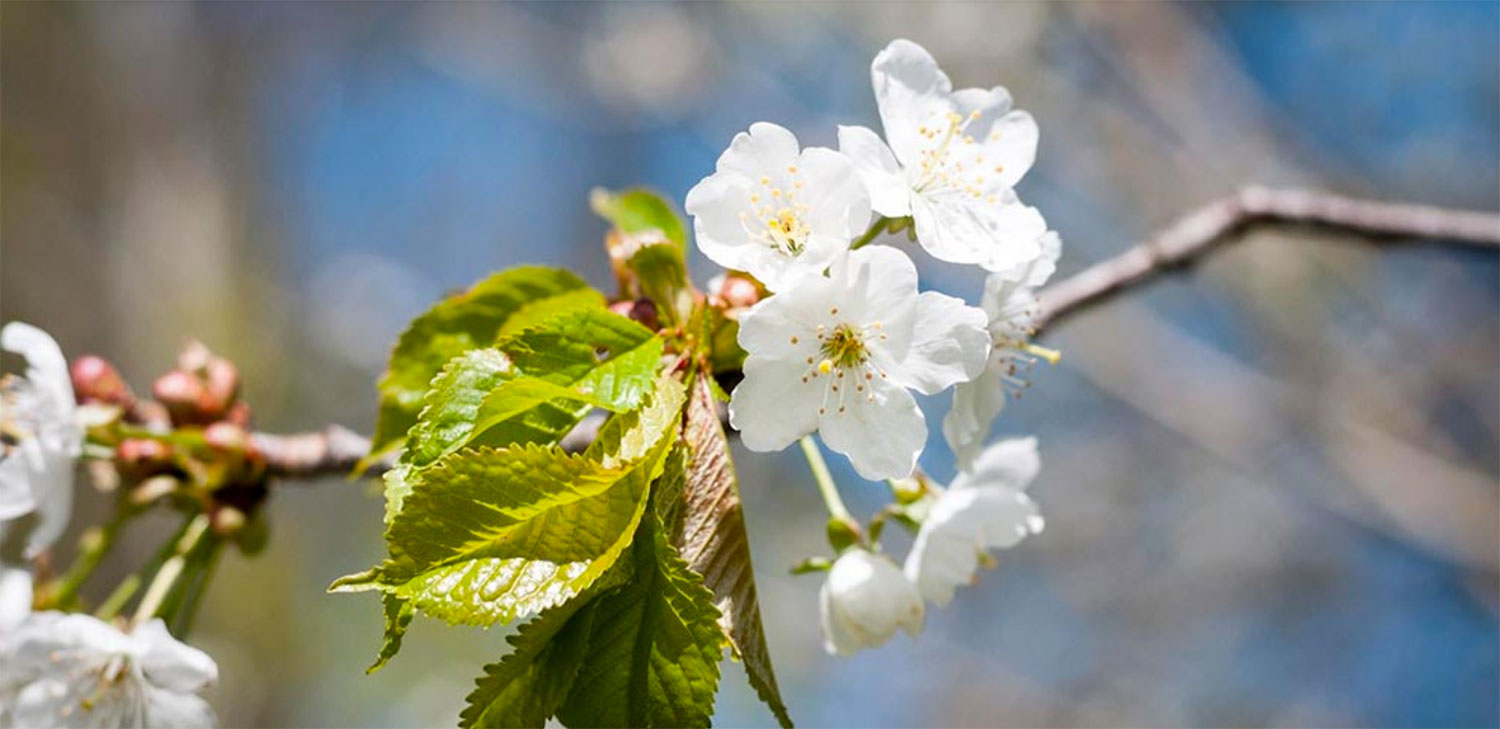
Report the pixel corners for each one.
[795,316,892,416]
[819,323,869,369]
[740,166,810,256]
[911,110,1001,205]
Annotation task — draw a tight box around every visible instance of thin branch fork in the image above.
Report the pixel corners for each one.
[1034,186,1500,333]
[251,186,1500,481]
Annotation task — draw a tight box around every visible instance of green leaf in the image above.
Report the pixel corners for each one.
[466,378,598,454]
[627,243,692,327]
[404,348,515,470]
[497,308,664,412]
[371,267,595,458]
[368,594,415,674]
[556,515,724,729]
[590,187,687,253]
[495,288,608,341]
[461,598,600,729]
[334,375,686,628]
[675,374,792,727]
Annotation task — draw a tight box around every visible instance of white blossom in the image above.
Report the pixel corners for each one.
[819,549,924,655]
[0,566,31,634]
[942,232,1061,469]
[0,323,82,557]
[904,437,1044,606]
[0,613,218,728]
[729,246,989,480]
[838,39,1049,272]
[686,122,871,291]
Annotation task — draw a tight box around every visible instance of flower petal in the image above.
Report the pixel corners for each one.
[0,566,32,633]
[817,373,925,481]
[942,355,1011,470]
[0,444,38,521]
[144,687,219,729]
[893,292,990,395]
[904,486,1042,605]
[836,125,911,217]
[798,146,873,242]
[1,323,74,421]
[821,550,923,654]
[871,39,954,167]
[832,246,919,358]
[950,436,1041,492]
[135,619,219,693]
[728,357,821,453]
[717,122,800,179]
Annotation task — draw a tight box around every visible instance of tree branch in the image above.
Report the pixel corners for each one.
[1034,186,1500,333]
[250,186,1499,481]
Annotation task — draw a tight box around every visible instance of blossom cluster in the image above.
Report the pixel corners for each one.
[0,323,220,728]
[687,39,1060,654]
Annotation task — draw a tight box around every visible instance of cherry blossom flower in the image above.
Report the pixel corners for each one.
[0,567,31,634]
[686,122,871,291]
[0,613,219,728]
[729,246,989,480]
[943,232,1061,468]
[0,322,83,557]
[819,548,924,655]
[904,437,1044,606]
[838,39,1049,272]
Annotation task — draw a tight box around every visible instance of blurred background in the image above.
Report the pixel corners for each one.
[3,2,1497,727]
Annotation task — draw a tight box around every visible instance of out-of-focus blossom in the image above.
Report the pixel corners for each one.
[943,233,1060,468]
[0,323,82,557]
[0,613,219,728]
[819,548,924,655]
[905,437,1044,606]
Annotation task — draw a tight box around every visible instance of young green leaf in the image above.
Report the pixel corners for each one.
[497,308,664,412]
[370,267,596,458]
[404,348,516,470]
[590,187,688,253]
[676,374,792,727]
[461,599,601,729]
[627,243,693,327]
[333,375,686,628]
[555,515,724,729]
[368,594,415,674]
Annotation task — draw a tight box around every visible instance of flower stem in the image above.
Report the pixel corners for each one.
[798,435,851,523]
[849,216,890,250]
[130,514,210,629]
[48,509,129,608]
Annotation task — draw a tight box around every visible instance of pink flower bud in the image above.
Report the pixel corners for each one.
[70,355,133,407]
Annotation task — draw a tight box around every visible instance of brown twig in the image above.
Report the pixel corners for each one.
[252,415,608,480]
[251,186,1499,481]
[1034,186,1500,333]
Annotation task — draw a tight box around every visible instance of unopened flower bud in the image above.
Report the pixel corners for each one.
[70,356,134,407]
[201,358,239,414]
[176,340,213,374]
[152,370,206,425]
[116,438,172,467]
[819,549,924,655]
[211,506,247,536]
[129,475,179,506]
[222,401,252,428]
[203,422,248,452]
[717,274,762,310]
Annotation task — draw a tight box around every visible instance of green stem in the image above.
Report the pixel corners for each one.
[49,510,129,608]
[798,435,851,523]
[94,574,140,621]
[170,537,223,639]
[849,216,890,250]
[130,514,210,629]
